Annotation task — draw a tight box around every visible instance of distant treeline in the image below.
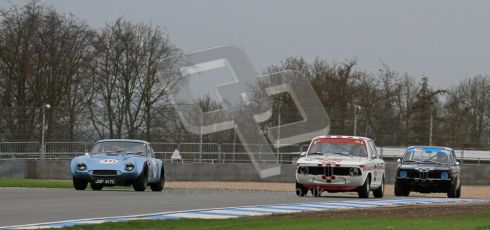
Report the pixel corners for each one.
[1,1,489,149]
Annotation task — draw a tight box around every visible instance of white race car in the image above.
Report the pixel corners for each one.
[296,135,385,198]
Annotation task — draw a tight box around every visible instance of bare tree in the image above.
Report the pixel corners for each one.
[91,18,182,140]
[0,1,94,141]
[443,76,490,148]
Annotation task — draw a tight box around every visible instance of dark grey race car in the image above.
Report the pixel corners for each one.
[395,146,461,198]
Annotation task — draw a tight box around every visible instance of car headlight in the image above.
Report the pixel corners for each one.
[399,170,407,178]
[349,167,361,176]
[298,166,309,175]
[125,162,135,171]
[77,161,87,171]
[441,171,449,180]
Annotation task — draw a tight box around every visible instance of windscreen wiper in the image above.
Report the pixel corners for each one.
[402,160,420,163]
[422,160,445,165]
[330,152,353,158]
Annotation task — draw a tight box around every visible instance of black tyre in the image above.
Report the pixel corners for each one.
[373,176,384,198]
[358,176,370,198]
[456,181,462,198]
[73,176,88,190]
[150,166,165,192]
[90,182,103,191]
[447,179,461,198]
[132,166,148,192]
[295,182,308,197]
[394,181,410,197]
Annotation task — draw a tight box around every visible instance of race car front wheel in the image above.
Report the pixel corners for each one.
[150,166,165,192]
[357,176,370,198]
[132,166,148,192]
[447,179,461,198]
[90,183,103,191]
[394,181,410,197]
[73,176,88,190]
[295,182,308,197]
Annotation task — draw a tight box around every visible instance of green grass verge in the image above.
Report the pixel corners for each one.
[0,178,73,188]
[0,178,175,191]
[61,213,490,230]
[0,178,132,190]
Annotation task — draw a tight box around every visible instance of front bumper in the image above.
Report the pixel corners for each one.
[296,173,365,191]
[396,178,452,193]
[73,170,139,186]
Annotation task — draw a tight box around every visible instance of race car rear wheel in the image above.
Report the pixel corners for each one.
[132,166,148,192]
[73,176,88,190]
[373,176,384,198]
[90,183,103,191]
[295,182,308,197]
[357,176,370,198]
[150,166,165,192]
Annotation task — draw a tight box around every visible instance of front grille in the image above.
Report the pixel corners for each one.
[93,170,117,176]
[333,167,351,176]
[307,166,324,175]
[402,170,446,179]
[300,166,354,176]
[428,171,443,179]
[404,170,420,178]
[325,166,333,177]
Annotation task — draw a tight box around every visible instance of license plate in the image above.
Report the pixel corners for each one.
[94,178,117,185]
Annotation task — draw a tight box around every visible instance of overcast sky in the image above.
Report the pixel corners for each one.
[2,0,490,89]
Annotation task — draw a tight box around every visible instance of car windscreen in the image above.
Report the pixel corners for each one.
[403,147,453,164]
[308,138,368,158]
[91,141,146,155]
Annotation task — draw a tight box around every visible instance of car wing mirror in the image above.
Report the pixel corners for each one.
[300,152,306,157]
[456,161,460,165]
[84,152,90,156]
[397,158,401,163]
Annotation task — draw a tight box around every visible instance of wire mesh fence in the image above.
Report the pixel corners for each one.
[0,141,489,164]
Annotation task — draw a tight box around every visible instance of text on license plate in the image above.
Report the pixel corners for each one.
[95,179,116,185]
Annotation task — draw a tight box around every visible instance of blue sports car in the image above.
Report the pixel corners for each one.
[70,139,165,192]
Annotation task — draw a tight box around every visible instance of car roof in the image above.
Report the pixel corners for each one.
[95,139,150,145]
[312,135,374,142]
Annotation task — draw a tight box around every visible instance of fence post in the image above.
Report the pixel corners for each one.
[218,144,222,163]
[460,149,464,165]
[232,144,236,163]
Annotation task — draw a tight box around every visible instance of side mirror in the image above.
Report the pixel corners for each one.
[300,152,306,157]
[397,158,401,163]
[456,161,460,165]
[84,152,89,156]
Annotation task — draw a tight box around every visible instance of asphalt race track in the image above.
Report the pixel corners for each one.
[0,187,351,227]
